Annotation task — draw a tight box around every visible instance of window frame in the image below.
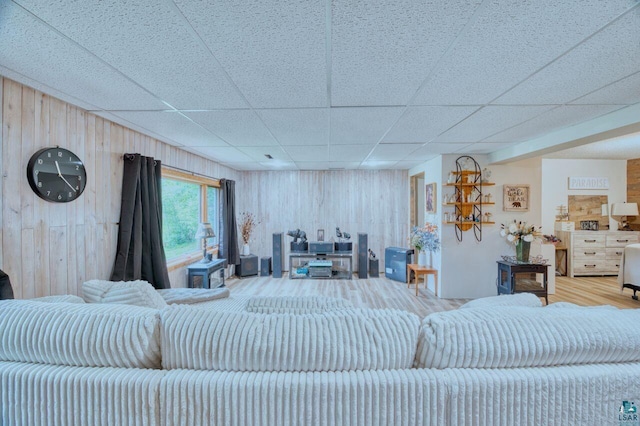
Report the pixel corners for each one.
[162,167,221,271]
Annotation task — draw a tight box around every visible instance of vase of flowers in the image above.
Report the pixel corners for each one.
[410,223,441,266]
[500,220,541,262]
[239,212,259,256]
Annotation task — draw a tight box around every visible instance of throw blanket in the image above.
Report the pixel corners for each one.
[618,243,640,292]
[157,288,230,305]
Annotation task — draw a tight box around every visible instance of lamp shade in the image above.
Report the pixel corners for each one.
[610,202,639,218]
[195,222,216,239]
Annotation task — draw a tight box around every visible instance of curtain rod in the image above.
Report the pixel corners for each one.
[122,153,221,182]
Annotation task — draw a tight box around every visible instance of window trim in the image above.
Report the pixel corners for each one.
[162,167,221,271]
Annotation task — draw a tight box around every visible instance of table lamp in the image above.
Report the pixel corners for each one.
[611,202,639,231]
[194,222,216,262]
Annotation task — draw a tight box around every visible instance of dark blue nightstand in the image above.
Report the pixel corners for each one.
[187,258,227,288]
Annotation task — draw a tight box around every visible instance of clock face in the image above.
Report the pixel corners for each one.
[27,147,87,203]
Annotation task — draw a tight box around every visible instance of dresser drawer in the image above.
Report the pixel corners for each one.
[573,249,606,260]
[606,247,625,260]
[573,234,605,248]
[606,234,639,247]
[605,259,622,272]
[573,260,607,274]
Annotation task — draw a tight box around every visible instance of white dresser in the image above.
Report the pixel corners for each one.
[557,230,640,277]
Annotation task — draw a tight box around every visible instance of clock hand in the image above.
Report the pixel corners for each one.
[55,160,77,193]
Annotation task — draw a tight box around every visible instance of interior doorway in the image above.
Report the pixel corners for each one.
[410,172,425,228]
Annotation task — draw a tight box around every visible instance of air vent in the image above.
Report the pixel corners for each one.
[264,154,274,159]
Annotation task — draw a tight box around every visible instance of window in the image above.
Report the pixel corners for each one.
[161,168,220,265]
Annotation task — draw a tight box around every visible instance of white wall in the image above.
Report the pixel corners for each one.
[412,155,543,299]
[541,159,627,232]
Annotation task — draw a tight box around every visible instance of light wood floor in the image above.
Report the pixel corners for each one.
[225,273,640,317]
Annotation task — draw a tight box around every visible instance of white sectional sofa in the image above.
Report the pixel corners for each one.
[1,294,640,425]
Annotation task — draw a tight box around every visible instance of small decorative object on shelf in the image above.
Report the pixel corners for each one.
[543,234,561,245]
[239,212,259,256]
[410,222,441,267]
[368,249,376,259]
[335,226,352,252]
[481,168,492,183]
[500,220,542,262]
[287,228,308,252]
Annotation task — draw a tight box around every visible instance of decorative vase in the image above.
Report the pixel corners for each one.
[242,243,250,256]
[515,240,531,262]
[418,250,428,267]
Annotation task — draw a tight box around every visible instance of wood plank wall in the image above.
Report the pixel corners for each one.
[236,170,409,272]
[628,158,640,231]
[0,78,239,298]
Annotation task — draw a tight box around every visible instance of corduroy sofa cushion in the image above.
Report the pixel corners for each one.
[0,300,161,369]
[415,306,640,369]
[459,293,542,309]
[245,296,354,314]
[160,305,420,372]
[82,279,167,309]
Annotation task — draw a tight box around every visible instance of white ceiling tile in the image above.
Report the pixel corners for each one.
[412,1,635,105]
[331,107,405,145]
[409,143,471,160]
[174,0,327,108]
[295,162,330,170]
[285,146,329,162]
[226,162,270,171]
[236,146,293,162]
[544,132,640,160]
[328,162,361,170]
[258,161,299,170]
[184,110,279,146]
[484,105,625,143]
[331,0,482,106]
[0,1,166,111]
[367,144,421,161]
[360,160,398,169]
[329,145,372,162]
[190,147,254,163]
[110,111,227,147]
[458,142,514,154]
[496,11,640,105]
[13,0,247,110]
[382,106,479,143]
[432,106,555,143]
[256,109,329,146]
[390,161,423,170]
[571,72,640,106]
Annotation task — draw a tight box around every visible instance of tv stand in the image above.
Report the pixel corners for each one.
[289,252,353,279]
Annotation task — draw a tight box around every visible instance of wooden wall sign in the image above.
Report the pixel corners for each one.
[503,184,530,212]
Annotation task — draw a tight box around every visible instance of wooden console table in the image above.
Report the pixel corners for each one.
[496,260,548,305]
[406,264,438,297]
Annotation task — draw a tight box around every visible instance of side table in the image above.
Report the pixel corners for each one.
[406,264,438,297]
[187,258,227,289]
[496,260,548,305]
[237,254,259,277]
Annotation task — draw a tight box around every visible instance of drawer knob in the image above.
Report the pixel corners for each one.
[616,251,622,255]
[584,252,596,255]
[584,264,596,268]
[584,239,597,243]
[616,239,629,243]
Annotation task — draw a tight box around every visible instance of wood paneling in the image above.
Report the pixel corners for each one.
[628,158,640,231]
[236,170,409,272]
[0,77,239,297]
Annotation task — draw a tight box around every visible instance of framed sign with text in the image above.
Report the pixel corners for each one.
[503,184,530,212]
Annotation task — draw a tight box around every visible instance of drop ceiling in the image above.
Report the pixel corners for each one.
[1,0,640,170]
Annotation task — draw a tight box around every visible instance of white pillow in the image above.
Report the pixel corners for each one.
[31,294,85,304]
[82,279,167,309]
[459,293,542,309]
[245,296,354,314]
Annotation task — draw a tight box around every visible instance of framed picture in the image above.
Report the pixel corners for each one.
[503,184,530,212]
[317,229,324,241]
[425,183,436,213]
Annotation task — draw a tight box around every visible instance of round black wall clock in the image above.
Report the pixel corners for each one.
[27,147,87,203]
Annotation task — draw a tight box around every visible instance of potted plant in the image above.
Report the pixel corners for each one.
[410,223,441,266]
[500,220,541,262]
[239,212,259,256]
